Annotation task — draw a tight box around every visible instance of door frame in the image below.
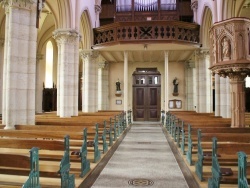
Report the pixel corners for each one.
[132,68,161,121]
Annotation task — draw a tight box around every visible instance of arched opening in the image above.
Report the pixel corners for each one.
[45,41,53,88]
[42,40,57,112]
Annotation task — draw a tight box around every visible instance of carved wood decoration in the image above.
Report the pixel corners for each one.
[209,18,250,127]
[209,18,250,78]
[94,21,199,46]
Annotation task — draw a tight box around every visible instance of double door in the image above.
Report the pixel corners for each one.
[133,70,161,121]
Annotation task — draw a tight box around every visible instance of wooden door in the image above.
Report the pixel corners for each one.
[133,68,161,121]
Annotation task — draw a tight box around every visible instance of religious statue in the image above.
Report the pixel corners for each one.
[116,79,121,91]
[222,37,231,60]
[173,77,179,96]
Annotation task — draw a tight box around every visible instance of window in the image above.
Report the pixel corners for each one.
[45,41,53,88]
[246,76,250,88]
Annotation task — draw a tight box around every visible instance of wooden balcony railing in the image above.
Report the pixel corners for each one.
[93,21,200,46]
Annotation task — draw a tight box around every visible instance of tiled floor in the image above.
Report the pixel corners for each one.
[91,124,189,188]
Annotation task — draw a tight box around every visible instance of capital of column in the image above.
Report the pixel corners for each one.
[0,0,36,9]
[196,49,210,59]
[191,0,198,10]
[228,72,247,82]
[98,61,109,69]
[53,29,80,45]
[80,50,99,61]
[164,51,169,57]
[211,63,250,79]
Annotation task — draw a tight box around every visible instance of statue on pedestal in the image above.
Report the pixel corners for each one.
[116,79,121,91]
[173,77,179,96]
[115,79,122,96]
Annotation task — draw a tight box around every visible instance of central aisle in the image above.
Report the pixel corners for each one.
[91,124,189,188]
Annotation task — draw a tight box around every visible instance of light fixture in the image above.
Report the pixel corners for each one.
[144,44,147,50]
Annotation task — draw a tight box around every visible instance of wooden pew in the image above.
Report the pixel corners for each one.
[166,113,231,153]
[0,147,40,187]
[15,123,111,149]
[0,136,75,187]
[184,125,250,164]
[194,130,250,181]
[0,128,102,175]
[208,138,250,188]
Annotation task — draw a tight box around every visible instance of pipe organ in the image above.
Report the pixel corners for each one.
[116,0,176,12]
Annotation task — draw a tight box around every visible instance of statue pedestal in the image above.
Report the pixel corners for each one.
[115,90,122,97]
[172,92,179,96]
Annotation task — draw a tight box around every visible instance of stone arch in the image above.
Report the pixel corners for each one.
[198,1,216,24]
[80,10,93,50]
[222,0,236,20]
[200,6,213,48]
[235,0,248,17]
[0,14,5,38]
[42,0,75,29]
[55,0,73,29]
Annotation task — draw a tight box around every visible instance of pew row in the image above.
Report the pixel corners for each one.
[194,129,250,181]
[208,138,250,188]
[0,136,74,188]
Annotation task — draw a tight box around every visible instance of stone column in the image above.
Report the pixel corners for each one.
[53,29,80,117]
[164,51,169,112]
[36,54,43,113]
[80,50,99,112]
[226,77,231,118]
[0,38,4,115]
[124,51,128,115]
[193,65,197,111]
[214,74,221,116]
[1,0,38,129]
[98,61,109,110]
[229,74,245,127]
[219,77,227,117]
[185,61,195,110]
[196,50,212,113]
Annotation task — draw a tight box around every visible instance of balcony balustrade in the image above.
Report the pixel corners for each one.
[93,21,200,46]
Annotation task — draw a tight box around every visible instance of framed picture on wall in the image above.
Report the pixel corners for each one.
[169,99,182,109]
[116,100,122,105]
